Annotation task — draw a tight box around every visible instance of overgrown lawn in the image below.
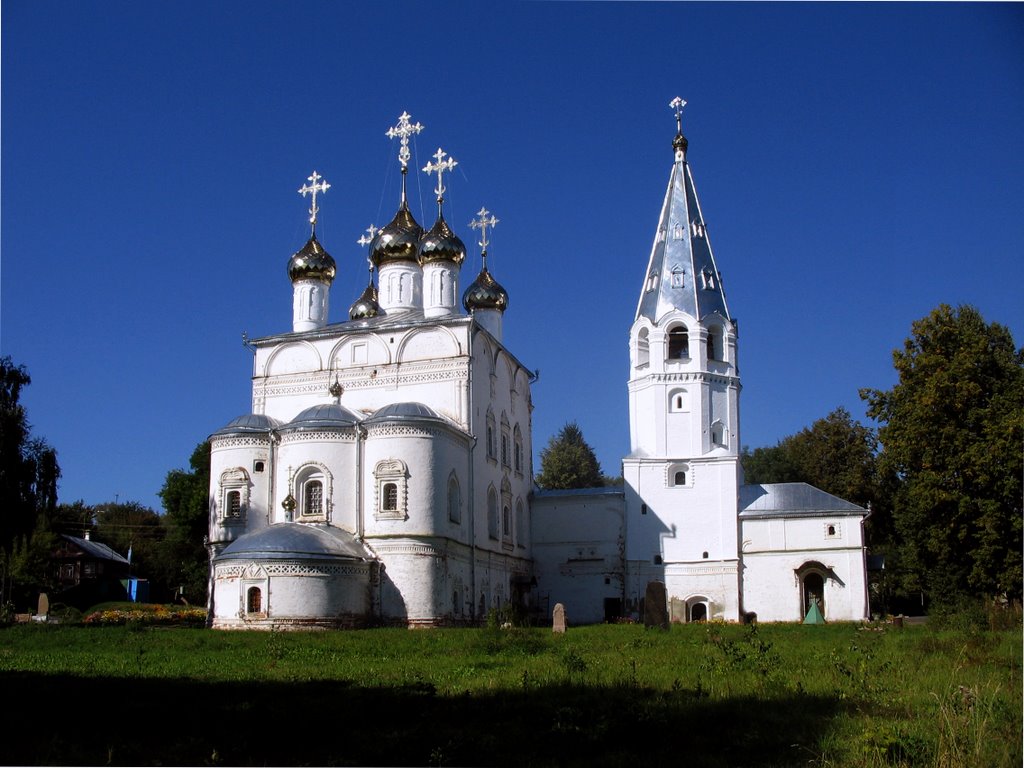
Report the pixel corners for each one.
[0,621,1019,766]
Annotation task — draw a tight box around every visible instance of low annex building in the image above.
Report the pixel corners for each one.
[207,103,869,629]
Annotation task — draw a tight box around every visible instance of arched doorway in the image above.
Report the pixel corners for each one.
[802,572,825,618]
[690,603,708,622]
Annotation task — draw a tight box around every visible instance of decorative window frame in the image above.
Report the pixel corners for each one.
[218,467,251,525]
[667,462,691,488]
[668,388,689,413]
[374,459,408,521]
[501,477,514,549]
[291,462,332,523]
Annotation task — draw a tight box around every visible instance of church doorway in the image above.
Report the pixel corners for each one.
[247,586,262,614]
[689,602,708,622]
[802,572,825,618]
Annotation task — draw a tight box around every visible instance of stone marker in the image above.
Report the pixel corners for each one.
[643,581,669,630]
[552,602,567,634]
[36,592,49,618]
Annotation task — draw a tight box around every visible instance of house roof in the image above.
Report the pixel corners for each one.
[739,482,867,519]
[59,534,129,564]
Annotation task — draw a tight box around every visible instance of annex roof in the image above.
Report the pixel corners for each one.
[215,524,373,562]
[739,483,867,519]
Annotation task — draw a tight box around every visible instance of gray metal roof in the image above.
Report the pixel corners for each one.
[281,403,361,431]
[739,483,867,518]
[60,534,129,564]
[215,523,373,562]
[365,401,450,425]
[211,413,283,437]
[635,143,731,325]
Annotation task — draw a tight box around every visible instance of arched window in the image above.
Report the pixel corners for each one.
[226,490,241,518]
[246,587,262,614]
[707,326,723,362]
[374,459,408,520]
[711,422,727,447]
[667,326,689,359]
[382,483,398,512]
[668,463,690,487]
[669,389,689,412]
[487,487,499,540]
[485,409,497,461]
[448,475,461,523]
[513,425,524,474]
[516,498,526,548]
[218,467,250,524]
[502,505,511,537]
[303,480,323,517]
[637,328,650,367]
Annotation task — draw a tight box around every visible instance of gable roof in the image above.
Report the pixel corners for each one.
[739,482,866,519]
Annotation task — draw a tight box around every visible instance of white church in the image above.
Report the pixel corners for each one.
[206,103,870,629]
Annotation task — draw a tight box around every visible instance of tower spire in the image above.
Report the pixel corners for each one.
[669,96,688,160]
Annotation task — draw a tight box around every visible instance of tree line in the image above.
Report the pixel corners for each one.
[536,304,1023,612]
[0,356,210,611]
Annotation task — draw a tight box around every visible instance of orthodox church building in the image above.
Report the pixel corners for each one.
[206,104,870,629]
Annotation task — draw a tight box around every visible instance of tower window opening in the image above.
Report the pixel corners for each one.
[670,269,684,289]
[641,504,648,515]
[654,554,663,565]
[711,422,726,447]
[707,327,722,362]
[637,328,650,368]
[701,268,716,290]
[667,327,689,359]
[645,272,658,292]
[674,470,686,486]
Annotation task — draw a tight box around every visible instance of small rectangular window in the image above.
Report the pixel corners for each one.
[253,460,265,473]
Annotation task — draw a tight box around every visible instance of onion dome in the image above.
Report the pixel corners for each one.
[288,234,337,283]
[418,214,466,265]
[349,278,381,320]
[211,413,283,438]
[281,403,361,432]
[370,203,423,267]
[463,263,508,312]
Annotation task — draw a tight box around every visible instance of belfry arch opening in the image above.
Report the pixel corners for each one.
[667,326,689,359]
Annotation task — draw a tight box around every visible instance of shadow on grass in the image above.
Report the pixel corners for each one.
[1,672,842,767]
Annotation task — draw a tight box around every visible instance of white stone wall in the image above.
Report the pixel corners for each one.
[531,490,625,625]
[212,558,372,630]
[740,515,869,621]
[209,436,273,544]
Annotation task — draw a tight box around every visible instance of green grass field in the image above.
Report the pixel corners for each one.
[0,620,1019,767]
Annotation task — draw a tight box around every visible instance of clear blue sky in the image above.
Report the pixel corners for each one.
[3,2,1022,514]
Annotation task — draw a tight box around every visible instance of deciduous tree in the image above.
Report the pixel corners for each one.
[861,304,1023,603]
[157,441,211,604]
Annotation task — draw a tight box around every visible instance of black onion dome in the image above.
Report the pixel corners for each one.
[370,203,423,267]
[288,234,337,283]
[417,214,466,266]
[349,281,381,320]
[462,265,508,312]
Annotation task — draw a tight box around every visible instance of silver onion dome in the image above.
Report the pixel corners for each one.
[418,214,466,265]
[369,203,423,267]
[349,280,381,320]
[288,234,337,283]
[463,264,508,312]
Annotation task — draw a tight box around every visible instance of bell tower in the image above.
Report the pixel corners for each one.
[622,98,742,622]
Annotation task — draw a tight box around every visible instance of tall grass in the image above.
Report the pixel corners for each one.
[0,621,1019,766]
